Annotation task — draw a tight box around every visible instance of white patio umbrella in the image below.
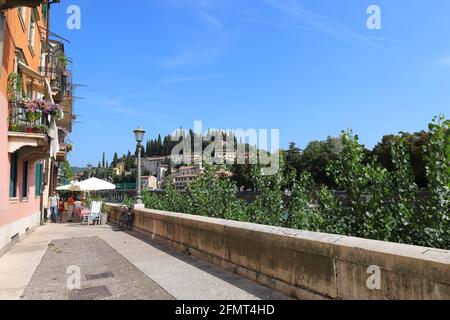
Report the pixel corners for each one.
[70,177,116,192]
[56,181,81,191]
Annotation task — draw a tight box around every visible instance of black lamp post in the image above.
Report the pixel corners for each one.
[134,127,145,205]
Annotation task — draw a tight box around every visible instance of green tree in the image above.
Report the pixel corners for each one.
[187,165,247,221]
[286,172,323,231]
[327,130,392,239]
[372,132,430,188]
[299,137,342,187]
[422,116,450,248]
[249,158,284,226]
[284,142,302,171]
[112,152,119,167]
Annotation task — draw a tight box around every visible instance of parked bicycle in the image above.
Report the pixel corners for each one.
[118,204,134,230]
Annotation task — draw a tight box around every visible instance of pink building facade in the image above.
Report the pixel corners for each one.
[0,1,72,255]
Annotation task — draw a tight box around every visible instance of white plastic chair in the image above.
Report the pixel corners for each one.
[86,201,102,226]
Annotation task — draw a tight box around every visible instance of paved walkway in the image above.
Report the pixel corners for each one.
[0,223,289,300]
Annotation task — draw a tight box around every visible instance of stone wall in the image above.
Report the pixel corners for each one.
[107,204,450,300]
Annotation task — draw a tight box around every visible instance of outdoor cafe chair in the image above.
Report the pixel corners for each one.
[84,201,102,226]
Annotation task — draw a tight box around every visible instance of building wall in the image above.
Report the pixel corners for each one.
[0,6,49,254]
[0,92,41,253]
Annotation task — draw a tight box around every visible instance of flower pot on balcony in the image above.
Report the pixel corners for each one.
[26,127,34,134]
[33,126,45,134]
[9,123,25,132]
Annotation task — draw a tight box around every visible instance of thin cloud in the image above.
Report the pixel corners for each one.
[241,18,324,32]
[161,0,223,30]
[161,74,219,84]
[158,0,228,67]
[199,11,223,29]
[260,0,387,51]
[96,97,145,117]
[161,32,230,67]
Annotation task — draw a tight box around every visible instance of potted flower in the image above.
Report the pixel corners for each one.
[66,143,73,152]
[43,102,63,120]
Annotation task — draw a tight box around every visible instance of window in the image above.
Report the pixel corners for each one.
[28,11,36,53]
[0,14,5,79]
[22,161,29,198]
[40,41,46,75]
[18,7,26,28]
[9,153,18,198]
[35,162,42,196]
[42,4,48,23]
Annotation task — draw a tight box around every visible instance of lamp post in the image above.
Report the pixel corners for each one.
[85,163,93,206]
[134,127,145,206]
[87,163,93,178]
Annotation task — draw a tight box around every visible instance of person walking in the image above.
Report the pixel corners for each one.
[67,194,75,222]
[58,199,65,223]
[49,192,59,223]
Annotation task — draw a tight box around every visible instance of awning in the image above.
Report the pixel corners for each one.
[18,61,44,82]
[18,62,49,100]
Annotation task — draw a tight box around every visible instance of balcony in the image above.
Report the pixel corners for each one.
[0,0,52,11]
[7,99,61,163]
[8,101,49,134]
[55,128,71,162]
[41,40,74,132]
[39,65,71,104]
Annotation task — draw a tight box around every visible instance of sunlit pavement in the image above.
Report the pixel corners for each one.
[0,223,290,300]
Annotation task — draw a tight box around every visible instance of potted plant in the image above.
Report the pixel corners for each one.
[101,203,111,225]
[6,73,22,103]
[58,52,69,69]
[66,143,73,152]
[10,123,25,132]
[33,125,46,134]
[43,102,63,120]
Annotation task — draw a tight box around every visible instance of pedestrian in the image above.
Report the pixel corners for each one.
[67,194,75,222]
[49,192,59,223]
[58,199,65,222]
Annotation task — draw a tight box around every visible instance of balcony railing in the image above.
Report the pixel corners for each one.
[39,65,71,100]
[0,0,51,11]
[8,101,49,134]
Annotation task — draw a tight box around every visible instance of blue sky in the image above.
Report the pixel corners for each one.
[49,0,450,167]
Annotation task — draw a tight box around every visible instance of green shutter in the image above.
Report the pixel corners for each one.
[9,153,17,198]
[35,162,42,197]
[22,161,28,198]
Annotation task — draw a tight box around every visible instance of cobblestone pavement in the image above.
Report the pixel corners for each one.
[0,224,290,300]
[22,237,174,300]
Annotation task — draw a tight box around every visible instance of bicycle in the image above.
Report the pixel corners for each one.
[118,204,134,230]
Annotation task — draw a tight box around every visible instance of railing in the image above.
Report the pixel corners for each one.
[0,0,49,11]
[39,65,70,100]
[97,190,137,204]
[8,101,48,134]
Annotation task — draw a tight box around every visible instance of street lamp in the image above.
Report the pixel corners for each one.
[87,163,93,178]
[134,127,146,205]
